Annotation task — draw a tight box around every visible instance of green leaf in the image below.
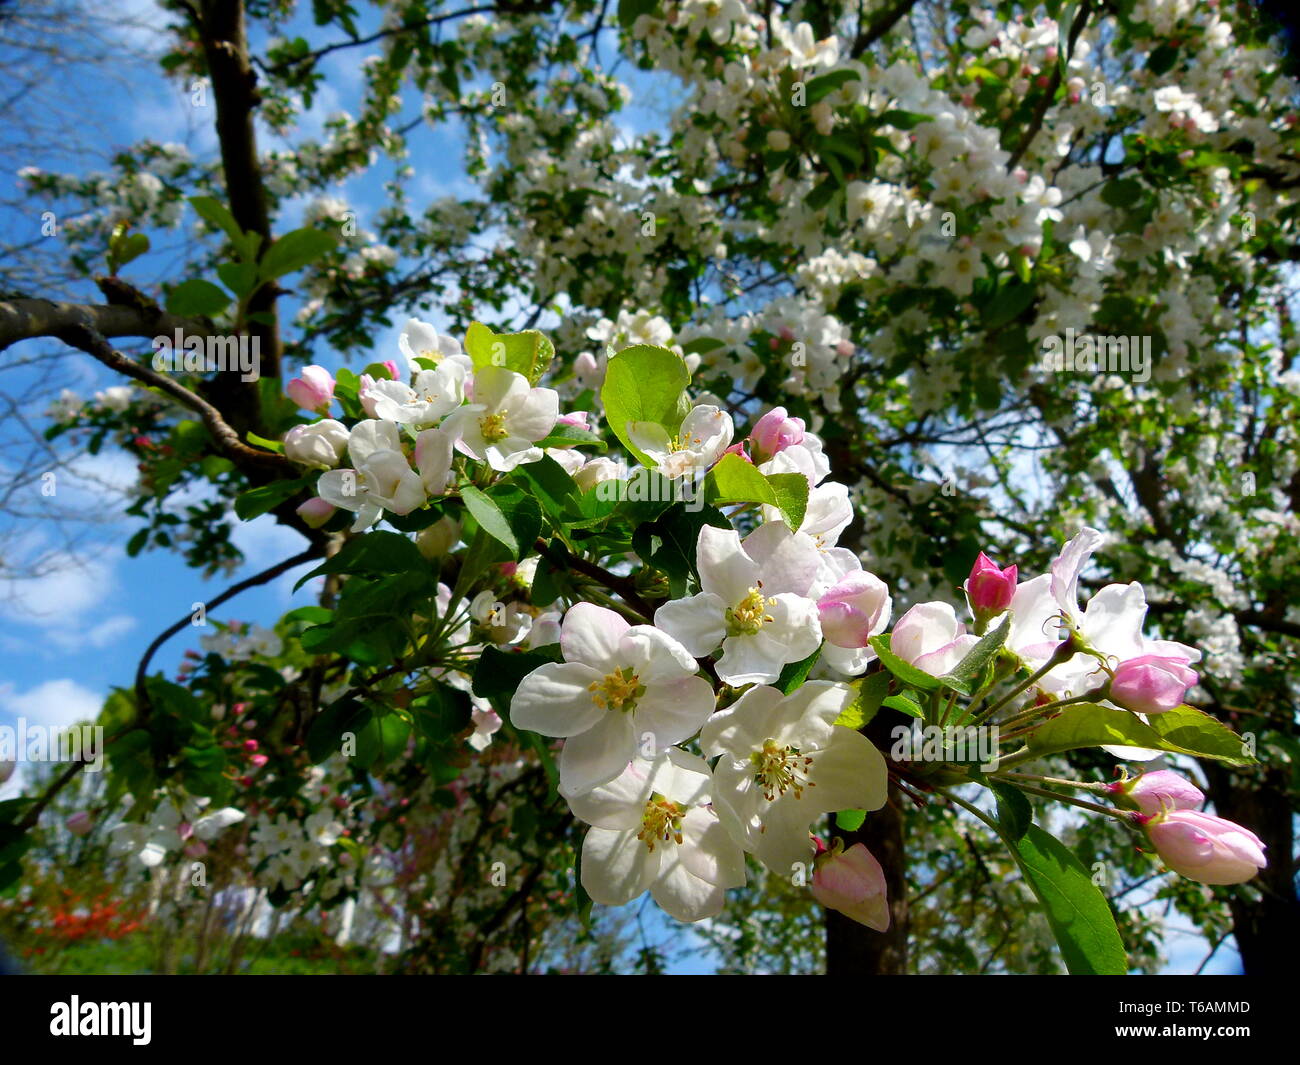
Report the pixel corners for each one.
[882,693,924,718]
[879,109,931,130]
[630,501,730,598]
[166,279,231,318]
[536,422,606,450]
[512,455,581,521]
[293,530,426,590]
[617,0,658,29]
[245,430,285,454]
[805,69,859,104]
[1145,704,1257,766]
[938,613,1010,694]
[459,484,540,561]
[1146,43,1179,76]
[113,232,151,270]
[1100,178,1144,208]
[1011,825,1127,975]
[189,196,256,260]
[766,473,810,531]
[258,227,339,281]
[306,699,372,764]
[701,455,808,530]
[835,809,867,832]
[218,261,261,299]
[989,780,1032,841]
[234,475,311,521]
[1026,703,1255,766]
[126,528,149,558]
[776,643,822,695]
[705,452,775,502]
[869,635,941,691]
[600,344,691,467]
[838,670,889,728]
[463,322,555,384]
[981,281,1037,330]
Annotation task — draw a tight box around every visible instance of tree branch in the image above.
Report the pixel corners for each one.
[0,296,204,351]
[54,323,295,475]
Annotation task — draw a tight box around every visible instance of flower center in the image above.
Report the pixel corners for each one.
[637,793,685,852]
[751,738,814,801]
[726,585,776,636]
[479,411,508,442]
[588,667,645,712]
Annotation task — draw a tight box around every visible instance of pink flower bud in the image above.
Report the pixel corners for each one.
[818,570,892,649]
[66,811,95,836]
[749,406,805,461]
[812,842,890,931]
[184,840,208,859]
[381,360,401,381]
[296,496,336,528]
[1109,654,1197,715]
[557,411,590,428]
[1143,810,1266,885]
[232,702,250,716]
[1112,769,1204,815]
[964,552,1018,618]
[243,739,259,752]
[285,365,335,412]
[250,753,269,768]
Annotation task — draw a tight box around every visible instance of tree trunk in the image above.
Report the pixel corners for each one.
[1202,762,1299,974]
[826,708,910,974]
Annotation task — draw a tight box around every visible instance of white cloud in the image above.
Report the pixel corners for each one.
[0,678,103,732]
[0,551,116,625]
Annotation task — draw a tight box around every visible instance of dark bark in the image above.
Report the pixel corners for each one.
[1202,761,1300,975]
[826,707,911,974]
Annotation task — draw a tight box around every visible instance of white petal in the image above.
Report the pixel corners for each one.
[560,602,629,671]
[618,625,697,683]
[506,386,559,441]
[699,684,785,757]
[743,523,821,597]
[715,633,783,686]
[678,806,747,889]
[347,418,402,462]
[696,525,759,603]
[581,827,657,906]
[804,728,889,813]
[652,593,726,656]
[650,852,727,922]
[510,662,605,736]
[633,675,716,747]
[559,711,636,795]
[564,760,653,829]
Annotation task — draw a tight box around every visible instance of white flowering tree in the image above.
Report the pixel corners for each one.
[1,0,1296,974]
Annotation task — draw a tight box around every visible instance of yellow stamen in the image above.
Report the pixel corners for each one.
[587,667,645,712]
[637,793,685,852]
[479,411,508,442]
[726,584,777,636]
[751,738,815,801]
